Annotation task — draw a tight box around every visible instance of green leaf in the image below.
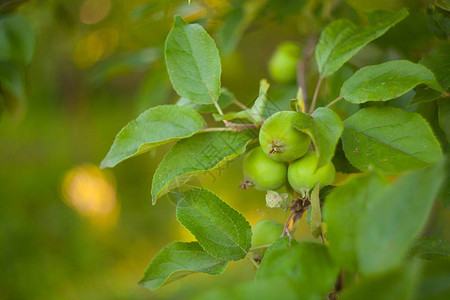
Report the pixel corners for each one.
[428,5,450,40]
[256,242,339,297]
[194,278,299,300]
[215,0,268,56]
[341,263,420,300]
[0,61,25,119]
[415,260,450,300]
[135,62,172,114]
[315,8,408,78]
[263,237,297,258]
[176,188,252,261]
[326,64,359,118]
[214,79,269,124]
[412,43,450,104]
[216,6,245,56]
[309,184,322,238]
[407,237,450,262]
[293,107,343,168]
[90,48,160,85]
[341,60,442,104]
[324,173,388,272]
[0,14,35,64]
[151,130,253,202]
[175,87,236,113]
[0,62,24,100]
[139,241,227,290]
[307,186,335,230]
[436,0,450,11]
[290,87,306,113]
[438,99,450,143]
[165,16,221,104]
[357,160,446,275]
[342,107,442,174]
[101,105,206,168]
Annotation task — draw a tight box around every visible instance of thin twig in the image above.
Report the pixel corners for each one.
[309,75,323,114]
[224,122,260,133]
[249,244,272,251]
[325,96,343,108]
[213,100,233,127]
[297,36,317,109]
[320,234,325,245]
[202,123,258,133]
[281,211,295,238]
[233,99,249,110]
[226,123,259,129]
[200,127,234,132]
[329,270,344,299]
[247,254,259,269]
[298,60,309,106]
[336,270,344,291]
[213,100,224,115]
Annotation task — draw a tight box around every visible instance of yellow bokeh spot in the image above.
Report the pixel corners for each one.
[73,28,119,69]
[93,28,119,58]
[204,0,230,9]
[62,164,118,228]
[80,0,112,25]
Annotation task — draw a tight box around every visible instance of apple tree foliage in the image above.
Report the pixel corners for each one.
[102,3,450,300]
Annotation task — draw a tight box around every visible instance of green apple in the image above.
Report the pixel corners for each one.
[268,41,302,84]
[288,151,336,196]
[251,219,284,260]
[242,146,287,191]
[259,111,311,162]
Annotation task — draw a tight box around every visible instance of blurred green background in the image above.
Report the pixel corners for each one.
[0,0,448,299]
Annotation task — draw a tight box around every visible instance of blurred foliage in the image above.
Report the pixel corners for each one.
[0,0,449,299]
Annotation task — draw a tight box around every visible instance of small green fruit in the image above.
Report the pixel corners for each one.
[268,41,302,84]
[242,147,287,191]
[259,111,311,162]
[288,151,336,196]
[251,219,284,260]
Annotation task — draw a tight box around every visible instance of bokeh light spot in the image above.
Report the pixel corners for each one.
[80,0,112,25]
[73,28,118,68]
[62,164,118,228]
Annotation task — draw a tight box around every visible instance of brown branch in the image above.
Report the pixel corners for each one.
[329,270,345,300]
[281,210,295,238]
[297,36,318,109]
[281,197,311,238]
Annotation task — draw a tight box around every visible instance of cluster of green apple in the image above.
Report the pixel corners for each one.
[242,111,336,197]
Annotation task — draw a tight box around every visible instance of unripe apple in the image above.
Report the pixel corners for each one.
[288,151,336,196]
[268,41,302,84]
[251,219,284,260]
[259,111,311,162]
[242,147,287,191]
